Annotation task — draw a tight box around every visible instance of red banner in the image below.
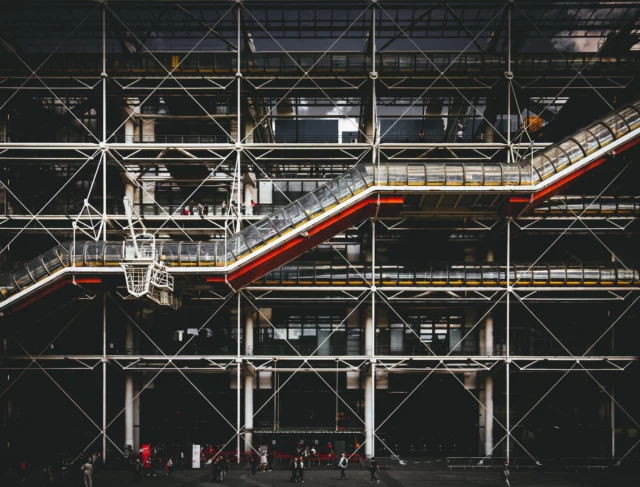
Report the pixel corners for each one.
[142,444,150,469]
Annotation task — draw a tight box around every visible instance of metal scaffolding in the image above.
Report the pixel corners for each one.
[1,0,640,470]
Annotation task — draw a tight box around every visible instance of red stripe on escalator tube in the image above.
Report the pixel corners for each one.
[226,195,403,288]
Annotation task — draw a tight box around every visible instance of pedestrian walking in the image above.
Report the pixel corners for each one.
[166,457,174,477]
[338,452,348,480]
[132,457,143,483]
[501,460,511,486]
[81,459,94,487]
[249,456,257,475]
[290,457,299,483]
[369,457,380,484]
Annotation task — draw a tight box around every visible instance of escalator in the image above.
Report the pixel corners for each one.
[2,100,640,309]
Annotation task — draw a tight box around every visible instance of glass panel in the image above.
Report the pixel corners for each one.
[355,164,375,185]
[388,165,407,185]
[407,165,426,185]
[0,274,17,297]
[159,242,180,265]
[566,266,583,284]
[482,266,498,284]
[179,243,199,265]
[583,267,599,284]
[550,267,566,284]
[242,225,265,251]
[448,265,464,284]
[299,265,315,284]
[589,122,614,148]
[485,164,503,185]
[268,209,294,234]
[601,113,629,138]
[445,164,464,185]
[199,243,217,266]
[464,164,483,185]
[600,267,615,284]
[227,235,249,261]
[617,106,640,131]
[558,139,583,163]
[617,268,633,284]
[26,257,47,282]
[104,243,122,264]
[572,130,600,155]
[340,170,360,194]
[531,154,555,180]
[315,265,332,284]
[313,185,339,210]
[517,166,532,185]
[398,268,414,284]
[543,147,571,172]
[427,164,445,185]
[58,242,72,266]
[327,175,353,201]
[380,266,398,284]
[376,164,389,185]
[85,242,103,265]
[254,218,280,243]
[296,192,323,219]
[533,267,548,283]
[41,248,64,274]
[14,266,33,288]
[465,266,481,283]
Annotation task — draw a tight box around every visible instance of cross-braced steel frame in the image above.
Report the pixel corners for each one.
[1,0,640,469]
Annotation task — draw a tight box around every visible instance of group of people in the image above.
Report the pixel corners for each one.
[183,199,256,216]
[210,456,230,482]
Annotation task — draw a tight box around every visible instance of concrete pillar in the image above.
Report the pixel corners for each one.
[141,119,155,143]
[244,309,254,453]
[485,375,494,456]
[244,119,254,144]
[364,308,374,458]
[125,119,135,144]
[485,316,494,356]
[243,170,256,216]
[230,120,239,143]
[125,374,134,450]
[133,380,140,453]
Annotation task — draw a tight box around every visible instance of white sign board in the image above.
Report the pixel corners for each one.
[192,444,201,469]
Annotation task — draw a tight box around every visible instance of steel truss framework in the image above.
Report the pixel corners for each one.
[1,0,640,470]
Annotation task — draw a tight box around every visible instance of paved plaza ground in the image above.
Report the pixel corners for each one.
[39,463,639,487]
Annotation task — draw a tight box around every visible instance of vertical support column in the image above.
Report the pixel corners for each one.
[236,291,242,463]
[125,374,134,452]
[133,380,140,454]
[364,218,376,459]
[506,218,511,461]
[101,3,108,241]
[244,304,254,454]
[506,0,512,164]
[611,384,616,459]
[125,321,134,453]
[485,375,494,456]
[102,293,107,462]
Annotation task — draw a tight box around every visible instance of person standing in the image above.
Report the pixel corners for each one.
[338,452,348,480]
[297,456,305,483]
[501,460,511,486]
[290,457,299,483]
[81,459,94,487]
[166,457,174,477]
[369,457,380,484]
[260,451,268,472]
[132,457,143,483]
[310,446,316,468]
[220,455,229,482]
[249,456,257,476]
